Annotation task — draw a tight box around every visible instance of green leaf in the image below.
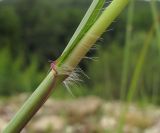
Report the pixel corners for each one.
[57,0,105,66]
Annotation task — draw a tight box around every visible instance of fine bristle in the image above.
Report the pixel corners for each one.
[63,67,84,96]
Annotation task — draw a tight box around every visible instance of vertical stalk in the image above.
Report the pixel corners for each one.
[117,26,154,133]
[120,0,134,100]
[150,0,160,104]
[150,0,160,47]
[152,72,159,104]
[127,27,154,103]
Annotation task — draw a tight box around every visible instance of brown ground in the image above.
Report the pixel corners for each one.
[0,94,160,133]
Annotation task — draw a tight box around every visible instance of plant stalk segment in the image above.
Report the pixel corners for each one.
[59,0,129,70]
[3,71,57,133]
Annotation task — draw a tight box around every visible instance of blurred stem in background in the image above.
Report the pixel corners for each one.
[117,25,155,133]
[118,1,160,131]
[150,0,160,47]
[127,26,154,103]
[120,0,134,100]
[150,0,160,104]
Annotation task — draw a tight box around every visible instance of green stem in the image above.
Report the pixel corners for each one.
[3,71,57,133]
[57,0,105,66]
[150,0,160,48]
[150,0,160,104]
[117,26,154,133]
[120,0,134,100]
[127,27,154,103]
[60,0,129,70]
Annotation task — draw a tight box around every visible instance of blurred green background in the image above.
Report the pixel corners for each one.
[0,0,160,104]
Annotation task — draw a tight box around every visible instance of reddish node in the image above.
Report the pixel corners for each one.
[50,61,57,73]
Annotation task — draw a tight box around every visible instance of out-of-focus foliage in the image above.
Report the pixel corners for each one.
[0,47,45,95]
[88,31,160,103]
[88,43,123,99]
[0,0,91,61]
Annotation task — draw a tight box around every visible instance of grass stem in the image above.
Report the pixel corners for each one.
[3,71,57,133]
[120,0,134,100]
